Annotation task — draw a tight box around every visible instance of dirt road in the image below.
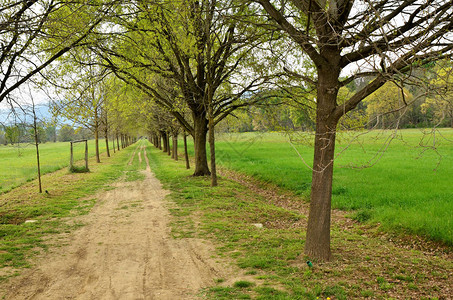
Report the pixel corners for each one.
[4,146,227,299]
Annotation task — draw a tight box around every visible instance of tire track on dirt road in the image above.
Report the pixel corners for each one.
[3,144,228,299]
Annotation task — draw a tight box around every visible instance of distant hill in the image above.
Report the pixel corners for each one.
[0,103,52,124]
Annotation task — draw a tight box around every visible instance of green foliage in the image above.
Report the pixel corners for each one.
[364,82,414,128]
[420,61,453,127]
[4,125,21,145]
[337,87,368,130]
[58,125,76,142]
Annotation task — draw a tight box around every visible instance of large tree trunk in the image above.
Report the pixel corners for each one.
[192,112,210,176]
[304,60,341,261]
[153,134,158,148]
[304,119,337,261]
[161,131,168,153]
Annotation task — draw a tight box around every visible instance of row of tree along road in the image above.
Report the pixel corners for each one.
[1,0,452,261]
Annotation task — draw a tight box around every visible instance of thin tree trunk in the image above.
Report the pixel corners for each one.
[172,134,178,161]
[117,133,120,151]
[112,135,116,153]
[192,113,210,176]
[94,118,100,163]
[85,140,89,170]
[208,111,217,186]
[105,128,110,158]
[32,108,42,193]
[450,109,453,128]
[104,113,110,157]
[171,134,175,159]
[184,132,190,169]
[167,132,171,156]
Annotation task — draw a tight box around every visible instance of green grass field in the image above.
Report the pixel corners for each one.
[182,129,453,245]
[0,140,111,193]
[149,141,452,299]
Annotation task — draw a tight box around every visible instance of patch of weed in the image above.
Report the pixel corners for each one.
[69,166,89,173]
[234,280,255,288]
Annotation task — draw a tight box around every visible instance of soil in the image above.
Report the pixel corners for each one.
[2,147,229,299]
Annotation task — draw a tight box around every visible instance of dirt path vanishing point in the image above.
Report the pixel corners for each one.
[3,145,228,299]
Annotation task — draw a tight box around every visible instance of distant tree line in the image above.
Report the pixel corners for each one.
[0,123,93,145]
[221,66,453,133]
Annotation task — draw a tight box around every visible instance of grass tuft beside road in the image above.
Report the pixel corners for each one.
[148,143,452,299]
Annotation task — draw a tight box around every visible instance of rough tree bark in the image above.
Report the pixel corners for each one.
[161,131,168,153]
[305,60,341,260]
[192,112,210,176]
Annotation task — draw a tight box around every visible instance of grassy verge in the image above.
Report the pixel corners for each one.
[179,129,453,246]
[0,141,138,281]
[0,139,112,193]
[148,145,452,299]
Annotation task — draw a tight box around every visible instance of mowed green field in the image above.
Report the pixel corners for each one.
[187,129,453,245]
[0,140,109,193]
